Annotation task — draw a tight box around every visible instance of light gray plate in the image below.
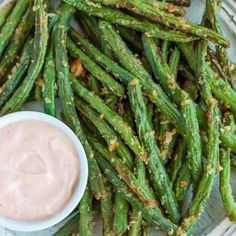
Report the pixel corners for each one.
[0,0,236,235]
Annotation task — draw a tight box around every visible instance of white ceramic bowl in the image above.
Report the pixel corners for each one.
[0,111,88,232]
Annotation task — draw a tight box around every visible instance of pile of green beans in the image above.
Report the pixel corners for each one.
[0,0,236,235]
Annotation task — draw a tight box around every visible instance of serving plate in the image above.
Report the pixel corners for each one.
[0,0,236,235]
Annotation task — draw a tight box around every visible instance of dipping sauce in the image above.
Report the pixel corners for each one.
[0,120,80,221]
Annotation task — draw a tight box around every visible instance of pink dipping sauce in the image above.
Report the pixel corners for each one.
[0,120,80,221]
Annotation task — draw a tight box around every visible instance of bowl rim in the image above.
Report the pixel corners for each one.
[0,111,88,232]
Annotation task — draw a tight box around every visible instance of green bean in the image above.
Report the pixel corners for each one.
[82,15,113,73]
[205,66,236,112]
[132,107,147,236]
[113,193,129,235]
[146,102,154,128]
[174,159,191,202]
[141,54,153,75]
[71,22,184,133]
[102,95,135,236]
[100,39,114,60]
[93,55,140,235]
[220,132,236,153]
[0,2,34,82]
[88,136,157,208]
[161,41,170,61]
[79,186,94,236]
[0,0,48,115]
[158,115,177,164]
[220,148,236,223]
[207,48,228,81]
[143,34,202,187]
[64,0,197,42]
[71,76,147,162]
[94,0,186,15]
[69,29,183,132]
[146,0,188,12]
[169,47,180,79]
[165,0,190,7]
[183,100,220,232]
[182,41,220,233]
[117,26,143,51]
[204,0,236,90]
[128,210,142,236]
[43,37,56,116]
[168,138,187,186]
[93,0,228,46]
[101,178,114,236]
[178,43,236,152]
[0,2,14,30]
[67,38,124,97]
[153,108,160,141]
[134,156,146,187]
[78,12,101,47]
[53,4,105,200]
[96,157,179,234]
[178,42,236,112]
[122,100,136,131]
[98,21,151,82]
[0,0,29,57]
[128,79,180,223]
[167,134,179,162]
[99,82,132,236]
[34,76,43,101]
[223,112,235,133]
[158,45,179,164]
[88,74,101,96]
[75,98,133,168]
[0,38,33,109]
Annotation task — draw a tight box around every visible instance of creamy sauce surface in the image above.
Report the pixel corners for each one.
[0,120,80,221]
